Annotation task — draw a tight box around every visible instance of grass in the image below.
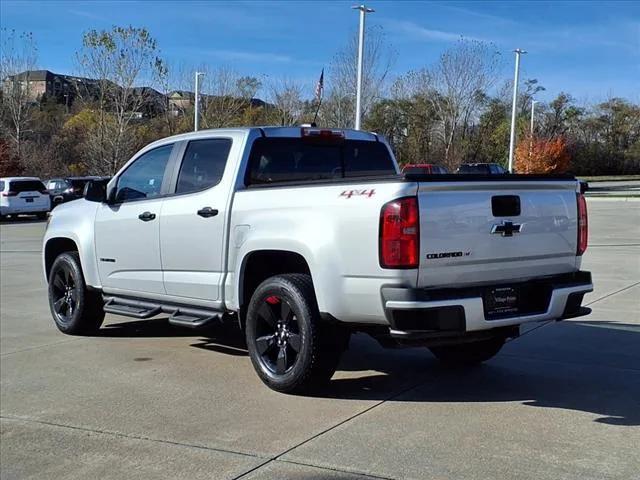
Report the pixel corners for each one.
[578,175,640,182]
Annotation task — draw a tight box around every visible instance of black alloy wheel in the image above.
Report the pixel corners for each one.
[245,274,349,393]
[254,295,302,375]
[48,251,104,335]
[50,261,78,326]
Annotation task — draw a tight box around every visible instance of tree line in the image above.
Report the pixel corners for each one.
[1,25,638,177]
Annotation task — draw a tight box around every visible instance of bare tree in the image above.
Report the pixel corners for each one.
[0,29,38,163]
[266,77,306,126]
[155,60,192,135]
[411,39,502,167]
[322,25,395,128]
[199,66,259,129]
[76,26,163,174]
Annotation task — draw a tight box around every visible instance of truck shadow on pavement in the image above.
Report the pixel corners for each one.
[98,318,639,427]
[325,320,640,427]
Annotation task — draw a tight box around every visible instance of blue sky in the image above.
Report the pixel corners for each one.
[2,0,638,103]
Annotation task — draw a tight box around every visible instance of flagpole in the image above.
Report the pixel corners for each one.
[312,68,324,126]
[312,96,322,126]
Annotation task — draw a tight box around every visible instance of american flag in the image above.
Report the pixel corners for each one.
[314,68,324,101]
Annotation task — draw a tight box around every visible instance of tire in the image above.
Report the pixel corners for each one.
[48,251,104,335]
[245,274,349,393]
[429,337,505,367]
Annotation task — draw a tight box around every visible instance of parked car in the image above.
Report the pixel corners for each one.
[43,127,592,393]
[456,163,507,174]
[0,177,51,220]
[46,176,105,207]
[402,163,448,174]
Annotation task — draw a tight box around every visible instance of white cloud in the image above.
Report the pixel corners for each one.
[386,19,488,43]
[198,49,293,64]
[67,9,106,21]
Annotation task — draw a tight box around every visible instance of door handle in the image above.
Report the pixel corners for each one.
[197,207,219,218]
[138,211,156,222]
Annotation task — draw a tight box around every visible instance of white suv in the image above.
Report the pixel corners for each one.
[1,177,51,220]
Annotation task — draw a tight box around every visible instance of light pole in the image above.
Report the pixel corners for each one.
[194,71,205,131]
[352,4,374,130]
[508,48,526,173]
[530,99,538,136]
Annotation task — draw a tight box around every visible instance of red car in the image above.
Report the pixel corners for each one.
[402,163,448,174]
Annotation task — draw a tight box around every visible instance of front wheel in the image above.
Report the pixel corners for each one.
[429,337,505,367]
[245,274,349,393]
[48,251,104,335]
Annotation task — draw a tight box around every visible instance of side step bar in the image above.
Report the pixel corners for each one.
[103,296,222,329]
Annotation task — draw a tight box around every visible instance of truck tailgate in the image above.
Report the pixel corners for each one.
[417,180,579,288]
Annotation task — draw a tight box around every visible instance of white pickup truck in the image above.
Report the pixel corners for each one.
[43,127,593,392]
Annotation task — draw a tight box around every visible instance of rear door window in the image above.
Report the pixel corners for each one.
[175,138,232,194]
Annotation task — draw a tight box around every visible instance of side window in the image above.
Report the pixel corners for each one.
[0,181,4,191]
[175,138,232,194]
[115,144,173,202]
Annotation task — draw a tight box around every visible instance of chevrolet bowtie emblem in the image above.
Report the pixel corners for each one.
[491,221,522,237]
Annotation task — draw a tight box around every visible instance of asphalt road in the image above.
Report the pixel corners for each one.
[585,180,640,197]
[1,199,639,480]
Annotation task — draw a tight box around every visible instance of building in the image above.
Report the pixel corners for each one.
[2,70,100,104]
[167,90,195,115]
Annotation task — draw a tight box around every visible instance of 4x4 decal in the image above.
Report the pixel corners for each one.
[340,189,376,199]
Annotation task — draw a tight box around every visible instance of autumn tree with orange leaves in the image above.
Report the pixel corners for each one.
[515,135,571,174]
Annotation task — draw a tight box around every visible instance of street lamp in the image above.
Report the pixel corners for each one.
[530,99,538,136]
[352,4,374,130]
[508,48,526,173]
[194,71,205,132]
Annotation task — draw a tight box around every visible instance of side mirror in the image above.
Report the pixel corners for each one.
[84,179,109,203]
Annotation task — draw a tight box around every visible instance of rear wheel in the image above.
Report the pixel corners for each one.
[48,251,104,335]
[245,274,349,393]
[429,337,505,367]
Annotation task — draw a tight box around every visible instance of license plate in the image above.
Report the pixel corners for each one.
[26,198,34,203]
[484,286,519,318]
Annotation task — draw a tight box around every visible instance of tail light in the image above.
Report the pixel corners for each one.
[577,192,588,256]
[379,197,419,268]
[2,191,17,197]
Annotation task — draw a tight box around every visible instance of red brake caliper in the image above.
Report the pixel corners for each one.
[265,295,280,305]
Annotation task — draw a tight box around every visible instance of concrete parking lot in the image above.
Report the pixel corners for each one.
[1,199,639,480]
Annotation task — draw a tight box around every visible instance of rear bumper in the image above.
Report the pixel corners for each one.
[1,204,50,215]
[382,271,593,338]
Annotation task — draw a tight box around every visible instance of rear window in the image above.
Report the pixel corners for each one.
[246,138,396,185]
[458,164,490,174]
[69,179,90,190]
[9,180,46,192]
